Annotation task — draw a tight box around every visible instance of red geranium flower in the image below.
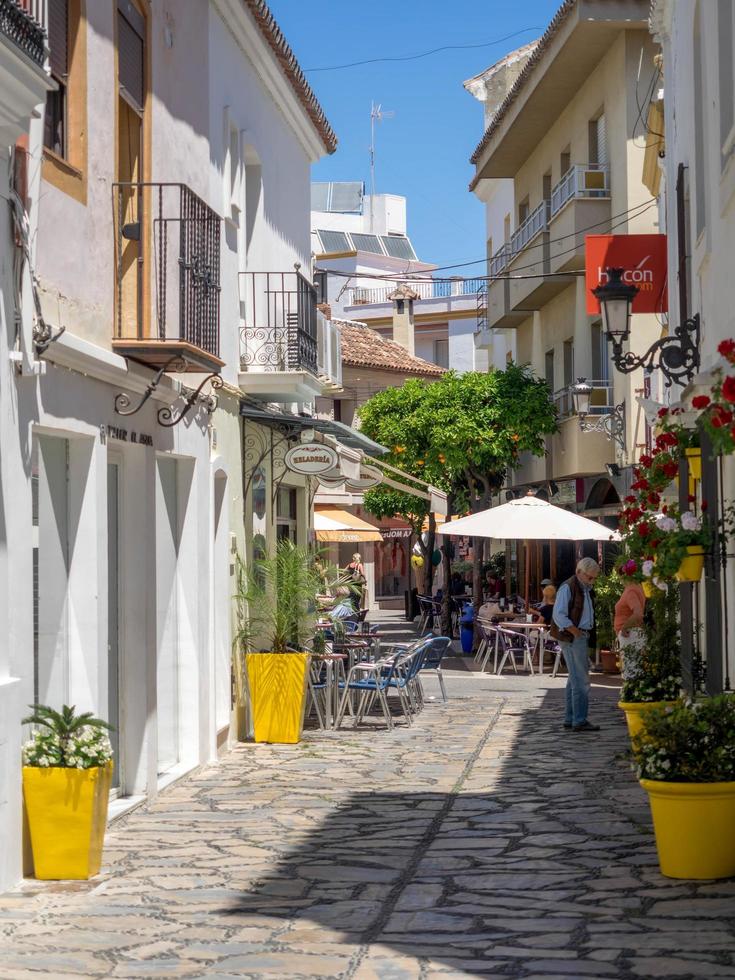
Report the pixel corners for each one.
[628,507,643,522]
[624,495,636,504]
[711,406,734,428]
[638,522,652,538]
[657,407,669,418]
[639,454,653,467]
[701,501,708,511]
[692,394,711,410]
[722,376,735,403]
[718,338,735,362]
[688,494,697,503]
[662,461,679,479]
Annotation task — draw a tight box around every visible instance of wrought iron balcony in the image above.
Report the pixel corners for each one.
[240,271,318,376]
[1,0,46,66]
[112,182,223,374]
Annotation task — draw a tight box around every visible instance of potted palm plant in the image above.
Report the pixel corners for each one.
[632,694,735,879]
[234,539,326,744]
[22,704,114,880]
[593,570,622,673]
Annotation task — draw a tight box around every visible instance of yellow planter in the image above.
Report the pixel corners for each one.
[618,700,676,739]
[22,762,112,880]
[642,580,656,598]
[675,546,705,582]
[685,447,702,481]
[640,779,735,879]
[246,651,310,744]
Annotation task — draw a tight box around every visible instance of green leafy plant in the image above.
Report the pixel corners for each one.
[22,704,113,769]
[632,694,735,781]
[620,586,682,702]
[234,539,330,653]
[593,570,624,650]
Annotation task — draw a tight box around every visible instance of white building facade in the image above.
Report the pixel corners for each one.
[0,0,338,890]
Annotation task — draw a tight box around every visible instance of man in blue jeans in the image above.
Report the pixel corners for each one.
[552,557,601,732]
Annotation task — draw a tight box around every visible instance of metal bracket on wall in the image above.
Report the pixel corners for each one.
[157,373,223,427]
[114,355,186,417]
[242,423,294,502]
[579,401,626,454]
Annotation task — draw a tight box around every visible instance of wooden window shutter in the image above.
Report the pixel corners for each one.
[47,0,69,79]
[118,0,145,110]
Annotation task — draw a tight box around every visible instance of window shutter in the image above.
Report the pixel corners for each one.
[47,0,68,79]
[118,2,144,110]
[597,114,608,169]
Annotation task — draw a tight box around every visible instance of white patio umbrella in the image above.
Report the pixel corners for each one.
[438,492,619,605]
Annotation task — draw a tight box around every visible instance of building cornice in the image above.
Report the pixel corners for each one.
[212,0,336,162]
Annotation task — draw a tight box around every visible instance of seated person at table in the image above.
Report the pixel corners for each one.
[531,585,557,625]
[485,571,506,599]
[449,572,466,596]
[478,598,515,622]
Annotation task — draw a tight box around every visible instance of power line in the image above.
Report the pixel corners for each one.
[303,28,542,73]
[316,199,657,282]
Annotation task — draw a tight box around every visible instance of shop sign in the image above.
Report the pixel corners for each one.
[284,443,338,475]
[585,234,668,314]
[317,466,346,489]
[345,464,383,491]
[381,527,412,539]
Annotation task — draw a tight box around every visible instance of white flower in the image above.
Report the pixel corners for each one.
[652,577,669,593]
[680,510,701,532]
[655,515,676,532]
[642,560,654,577]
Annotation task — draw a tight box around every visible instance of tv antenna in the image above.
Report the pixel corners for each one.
[369,101,394,232]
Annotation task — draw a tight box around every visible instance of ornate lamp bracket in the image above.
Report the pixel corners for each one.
[579,401,626,454]
[114,355,186,417]
[611,314,701,388]
[157,374,223,428]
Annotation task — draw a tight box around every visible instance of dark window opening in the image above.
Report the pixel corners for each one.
[44,0,69,156]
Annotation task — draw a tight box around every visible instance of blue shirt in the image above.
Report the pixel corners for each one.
[553,578,594,632]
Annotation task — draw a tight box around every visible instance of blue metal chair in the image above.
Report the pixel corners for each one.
[417,636,452,701]
[335,649,404,730]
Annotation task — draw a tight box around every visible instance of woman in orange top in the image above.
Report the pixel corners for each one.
[614,575,646,678]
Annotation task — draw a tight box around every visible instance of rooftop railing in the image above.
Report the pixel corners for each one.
[348,277,486,306]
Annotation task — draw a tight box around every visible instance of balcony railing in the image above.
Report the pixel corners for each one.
[550,164,609,218]
[240,271,318,376]
[553,379,614,419]
[112,182,221,369]
[489,244,510,279]
[1,0,46,66]
[348,277,486,306]
[509,200,550,260]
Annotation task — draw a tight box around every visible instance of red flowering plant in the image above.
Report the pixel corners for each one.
[688,338,735,455]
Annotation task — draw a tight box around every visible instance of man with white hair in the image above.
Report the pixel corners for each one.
[551,557,601,732]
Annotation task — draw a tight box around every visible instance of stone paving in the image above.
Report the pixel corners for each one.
[2,619,735,979]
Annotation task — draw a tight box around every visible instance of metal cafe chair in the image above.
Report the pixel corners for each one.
[334,649,403,731]
[495,627,534,675]
[417,636,453,701]
[416,595,435,634]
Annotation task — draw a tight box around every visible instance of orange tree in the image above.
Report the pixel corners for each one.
[358,365,557,630]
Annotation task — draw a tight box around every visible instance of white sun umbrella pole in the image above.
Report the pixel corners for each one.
[438,492,619,606]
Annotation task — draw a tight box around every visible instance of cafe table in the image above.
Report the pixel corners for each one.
[503,620,551,673]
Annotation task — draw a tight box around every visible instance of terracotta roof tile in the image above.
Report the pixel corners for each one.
[242,1,337,155]
[336,320,446,377]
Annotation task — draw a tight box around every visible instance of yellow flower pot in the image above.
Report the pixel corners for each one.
[675,546,705,582]
[22,762,113,880]
[246,651,310,744]
[618,700,677,739]
[684,447,702,481]
[642,580,656,598]
[640,779,735,879]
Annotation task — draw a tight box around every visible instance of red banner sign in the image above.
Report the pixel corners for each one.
[585,234,668,315]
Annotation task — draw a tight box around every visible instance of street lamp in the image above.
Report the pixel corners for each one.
[571,376,626,453]
[593,266,701,388]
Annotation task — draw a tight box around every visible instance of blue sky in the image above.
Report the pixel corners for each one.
[269,0,560,272]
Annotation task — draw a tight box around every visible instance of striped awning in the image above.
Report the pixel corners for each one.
[314,508,383,543]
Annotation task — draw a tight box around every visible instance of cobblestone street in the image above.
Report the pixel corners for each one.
[2,617,735,979]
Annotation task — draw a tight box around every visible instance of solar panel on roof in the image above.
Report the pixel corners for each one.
[311,182,364,213]
[329,182,364,213]
[311,183,330,211]
[317,229,351,253]
[381,235,417,260]
[350,233,383,254]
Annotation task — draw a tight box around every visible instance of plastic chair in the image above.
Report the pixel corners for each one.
[417,636,452,701]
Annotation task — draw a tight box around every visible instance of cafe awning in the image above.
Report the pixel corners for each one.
[314,508,383,543]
